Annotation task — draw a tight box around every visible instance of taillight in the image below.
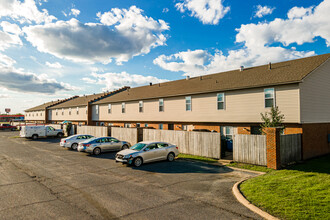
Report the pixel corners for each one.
[83,144,91,147]
[176,146,178,149]
[63,140,66,143]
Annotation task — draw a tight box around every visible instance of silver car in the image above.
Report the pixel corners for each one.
[115,141,179,167]
[60,134,95,150]
[77,137,131,155]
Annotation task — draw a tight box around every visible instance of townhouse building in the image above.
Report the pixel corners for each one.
[25,53,330,159]
[90,53,330,159]
[25,96,79,123]
[47,87,129,125]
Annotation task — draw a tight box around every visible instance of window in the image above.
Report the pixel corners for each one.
[40,112,42,116]
[56,109,58,116]
[95,105,99,114]
[159,99,164,112]
[139,101,143,113]
[69,108,72,115]
[217,93,225,110]
[145,123,148,127]
[124,123,130,128]
[76,107,79,115]
[122,103,125,113]
[264,88,275,108]
[62,108,64,115]
[108,104,111,114]
[185,96,191,111]
[86,106,88,114]
[136,123,140,128]
[158,124,163,130]
[36,113,38,116]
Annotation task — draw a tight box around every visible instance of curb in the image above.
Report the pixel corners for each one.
[232,179,280,220]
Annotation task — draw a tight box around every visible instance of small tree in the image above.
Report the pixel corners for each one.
[66,123,72,136]
[260,106,285,133]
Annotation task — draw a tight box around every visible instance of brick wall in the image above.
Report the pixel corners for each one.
[264,127,281,169]
[301,123,330,160]
[237,126,251,134]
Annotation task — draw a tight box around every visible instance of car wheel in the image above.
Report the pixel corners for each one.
[133,157,143,167]
[71,143,78,151]
[121,144,129,150]
[57,133,64,138]
[32,134,38,140]
[167,153,175,162]
[93,147,101,155]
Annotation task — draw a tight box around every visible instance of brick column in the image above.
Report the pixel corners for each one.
[264,127,281,169]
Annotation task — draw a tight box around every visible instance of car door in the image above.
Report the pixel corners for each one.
[99,138,110,151]
[156,143,169,160]
[142,143,160,162]
[109,138,121,150]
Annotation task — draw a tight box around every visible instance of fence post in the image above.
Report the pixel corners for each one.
[265,127,281,169]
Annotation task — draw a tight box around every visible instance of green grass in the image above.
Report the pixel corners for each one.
[9,136,20,139]
[240,155,330,220]
[177,154,218,163]
[227,162,273,173]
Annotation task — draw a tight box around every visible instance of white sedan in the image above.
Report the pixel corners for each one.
[60,134,95,150]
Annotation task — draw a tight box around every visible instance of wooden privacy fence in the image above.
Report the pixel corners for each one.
[233,134,267,166]
[111,127,139,145]
[280,134,302,165]
[77,126,109,137]
[143,129,221,159]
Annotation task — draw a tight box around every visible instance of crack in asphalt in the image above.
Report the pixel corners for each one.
[0,198,59,213]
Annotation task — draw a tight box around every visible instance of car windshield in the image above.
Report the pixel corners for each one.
[131,143,147,151]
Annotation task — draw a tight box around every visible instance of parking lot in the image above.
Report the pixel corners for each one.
[0,131,262,219]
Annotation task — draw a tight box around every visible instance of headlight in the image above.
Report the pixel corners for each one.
[124,154,133,159]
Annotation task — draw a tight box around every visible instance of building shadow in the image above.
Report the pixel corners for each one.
[285,154,330,174]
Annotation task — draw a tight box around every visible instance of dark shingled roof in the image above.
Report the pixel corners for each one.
[25,96,79,112]
[47,87,130,109]
[93,53,330,105]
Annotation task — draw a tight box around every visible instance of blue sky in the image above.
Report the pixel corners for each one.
[0,0,329,114]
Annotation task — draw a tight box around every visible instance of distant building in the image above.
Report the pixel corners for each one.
[0,114,24,122]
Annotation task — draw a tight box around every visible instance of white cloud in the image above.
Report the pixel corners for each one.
[0,53,16,67]
[0,0,56,24]
[0,55,74,94]
[287,6,313,19]
[24,6,169,64]
[162,8,169,13]
[175,0,230,25]
[0,94,10,98]
[0,66,75,94]
[155,1,330,76]
[254,5,275,18]
[70,8,80,17]
[0,21,22,35]
[83,71,168,91]
[0,30,22,51]
[45,61,62,68]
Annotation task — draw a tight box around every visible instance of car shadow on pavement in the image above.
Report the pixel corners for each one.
[25,138,61,144]
[130,159,234,174]
[86,152,234,174]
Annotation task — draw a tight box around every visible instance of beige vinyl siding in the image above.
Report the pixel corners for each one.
[95,84,300,123]
[25,110,45,121]
[300,59,330,123]
[49,106,87,121]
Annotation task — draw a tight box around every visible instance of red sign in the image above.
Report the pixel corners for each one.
[5,108,11,113]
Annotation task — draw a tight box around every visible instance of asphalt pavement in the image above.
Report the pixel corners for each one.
[0,131,262,220]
